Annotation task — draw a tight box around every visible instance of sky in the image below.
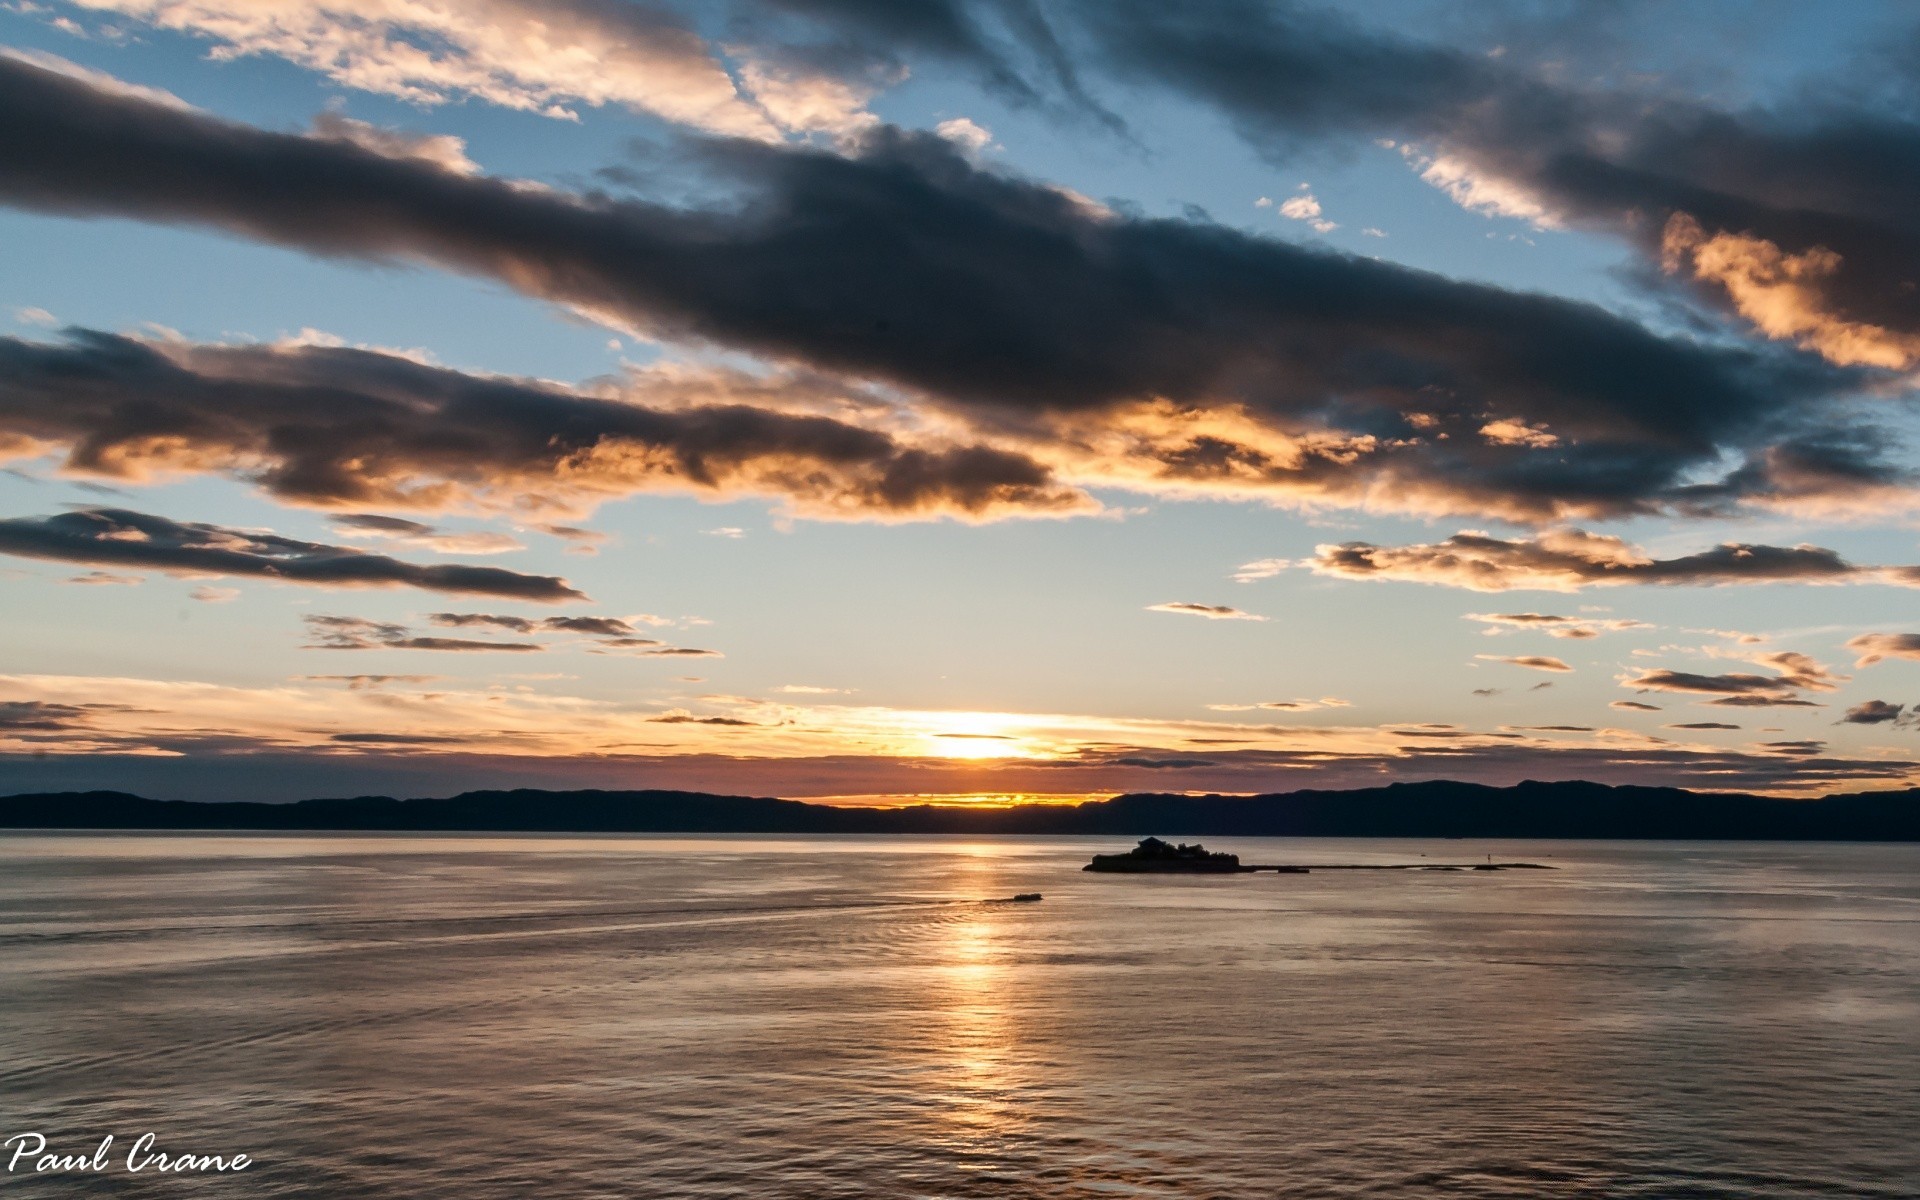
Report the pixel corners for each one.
[5,0,1920,803]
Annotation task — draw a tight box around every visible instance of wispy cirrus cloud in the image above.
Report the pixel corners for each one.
[1206,697,1348,712]
[1474,654,1572,672]
[1146,602,1266,621]
[1464,612,1653,638]
[329,514,522,555]
[302,615,545,653]
[53,2,788,134]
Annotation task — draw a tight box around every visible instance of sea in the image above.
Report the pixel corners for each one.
[0,833,1915,1198]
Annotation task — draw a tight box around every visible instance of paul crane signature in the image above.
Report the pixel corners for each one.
[6,1132,251,1174]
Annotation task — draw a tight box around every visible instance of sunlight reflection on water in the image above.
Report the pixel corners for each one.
[0,834,1916,1198]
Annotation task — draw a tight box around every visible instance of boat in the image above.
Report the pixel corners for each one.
[1083,837,1248,873]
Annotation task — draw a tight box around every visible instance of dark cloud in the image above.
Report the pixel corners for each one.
[1758,740,1827,757]
[0,699,122,732]
[1840,700,1908,726]
[737,0,1115,126]
[429,613,541,634]
[0,508,583,600]
[0,329,1087,521]
[1611,700,1662,712]
[1044,1,1920,372]
[540,616,640,636]
[1624,670,1800,698]
[1667,722,1742,730]
[1622,650,1843,711]
[302,615,544,652]
[332,514,437,536]
[0,54,1871,523]
[1298,529,1892,591]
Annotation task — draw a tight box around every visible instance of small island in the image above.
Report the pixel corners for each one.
[1084,838,1555,874]
[1084,837,1262,873]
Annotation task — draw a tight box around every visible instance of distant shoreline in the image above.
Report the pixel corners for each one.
[3,780,1917,841]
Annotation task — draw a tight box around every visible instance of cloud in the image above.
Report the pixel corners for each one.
[1667,722,1741,730]
[0,508,584,600]
[649,711,761,727]
[61,0,785,136]
[1276,191,1337,233]
[190,585,240,603]
[1610,700,1662,712]
[329,514,523,555]
[537,524,608,553]
[1474,654,1571,672]
[1839,700,1908,726]
[302,615,544,653]
[1478,419,1557,449]
[1661,215,1920,371]
[538,615,642,637]
[0,54,1871,525]
[0,699,126,732]
[1050,0,1920,373]
[618,646,723,658]
[296,675,441,690]
[65,569,141,586]
[1296,529,1894,592]
[1620,650,1844,708]
[1464,612,1653,638]
[1847,633,1920,666]
[1146,602,1267,621]
[0,328,1090,522]
[427,613,639,637]
[1207,697,1348,712]
[1757,740,1826,757]
[309,113,480,176]
[1231,558,1288,583]
[935,117,995,152]
[7,671,1919,798]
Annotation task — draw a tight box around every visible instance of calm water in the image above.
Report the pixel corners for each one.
[0,834,1915,1198]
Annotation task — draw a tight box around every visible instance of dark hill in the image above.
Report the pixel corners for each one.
[2,780,1918,839]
